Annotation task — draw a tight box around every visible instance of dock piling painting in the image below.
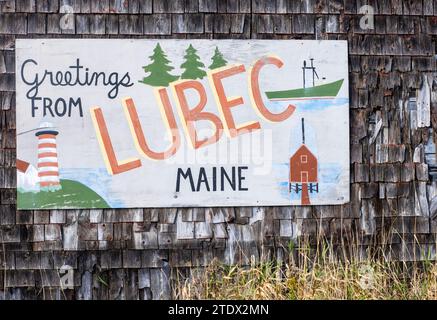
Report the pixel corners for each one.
[16,39,349,209]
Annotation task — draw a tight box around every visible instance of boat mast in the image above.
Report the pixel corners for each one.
[310,58,319,87]
[302,59,319,88]
[302,118,305,145]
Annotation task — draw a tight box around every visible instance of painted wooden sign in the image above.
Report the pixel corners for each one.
[16,39,349,209]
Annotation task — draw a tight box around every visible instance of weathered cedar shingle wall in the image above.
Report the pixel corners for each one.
[1,0,437,300]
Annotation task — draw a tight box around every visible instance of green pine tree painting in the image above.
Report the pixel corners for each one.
[209,46,228,70]
[139,43,179,87]
[180,44,207,80]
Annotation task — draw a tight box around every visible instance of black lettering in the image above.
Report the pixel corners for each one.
[64,71,72,85]
[176,168,195,192]
[176,167,248,193]
[221,167,235,191]
[22,58,135,102]
[55,71,64,84]
[87,72,103,86]
[31,97,41,117]
[70,59,85,85]
[196,167,210,192]
[21,59,38,86]
[68,98,83,117]
[212,167,217,191]
[42,97,54,117]
[21,59,44,99]
[238,166,248,191]
[108,73,134,99]
[121,73,134,88]
[34,97,83,118]
[54,98,67,117]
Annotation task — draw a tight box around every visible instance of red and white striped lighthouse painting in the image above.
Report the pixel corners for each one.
[35,123,61,191]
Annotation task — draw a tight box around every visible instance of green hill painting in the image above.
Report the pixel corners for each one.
[18,179,110,209]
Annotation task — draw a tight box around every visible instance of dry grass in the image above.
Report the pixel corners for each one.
[174,237,437,300]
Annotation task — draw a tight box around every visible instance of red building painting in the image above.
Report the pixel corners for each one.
[289,118,318,205]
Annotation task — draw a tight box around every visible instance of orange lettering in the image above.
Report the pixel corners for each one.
[90,107,142,175]
[172,80,223,149]
[209,65,261,138]
[249,56,296,122]
[123,92,181,160]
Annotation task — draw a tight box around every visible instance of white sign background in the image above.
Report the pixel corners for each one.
[16,39,349,209]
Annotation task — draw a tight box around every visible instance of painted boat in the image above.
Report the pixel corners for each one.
[265,79,344,101]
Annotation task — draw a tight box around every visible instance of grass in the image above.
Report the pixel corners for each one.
[2,212,436,300]
[17,179,110,209]
[174,236,437,300]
